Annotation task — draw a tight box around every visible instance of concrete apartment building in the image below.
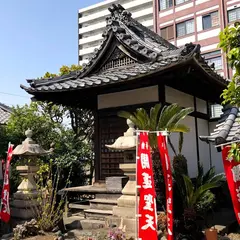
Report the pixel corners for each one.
[155,0,240,79]
[154,0,240,117]
[78,0,154,65]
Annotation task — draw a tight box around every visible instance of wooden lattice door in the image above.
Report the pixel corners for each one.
[99,115,127,180]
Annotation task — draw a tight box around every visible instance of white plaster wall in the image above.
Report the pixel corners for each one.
[165,86,194,108]
[209,121,224,174]
[97,86,159,109]
[197,119,211,172]
[168,116,198,178]
[196,98,207,114]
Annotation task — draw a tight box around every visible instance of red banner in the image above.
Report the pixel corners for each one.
[221,146,240,224]
[157,133,173,240]
[137,132,158,240]
[0,143,13,223]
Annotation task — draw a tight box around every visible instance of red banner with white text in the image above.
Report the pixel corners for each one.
[0,143,14,222]
[157,133,173,240]
[137,132,158,240]
[222,146,240,224]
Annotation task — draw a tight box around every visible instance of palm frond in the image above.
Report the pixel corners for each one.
[182,174,194,207]
[166,107,194,131]
[158,104,181,130]
[135,108,150,130]
[170,123,190,133]
[149,103,161,131]
[192,182,220,206]
[203,166,216,184]
[118,111,140,127]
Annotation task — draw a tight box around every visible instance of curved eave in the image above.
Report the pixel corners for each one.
[20,55,194,95]
[193,56,227,88]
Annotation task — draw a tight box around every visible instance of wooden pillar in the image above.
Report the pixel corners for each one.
[158,82,166,104]
[194,96,200,169]
[93,101,100,182]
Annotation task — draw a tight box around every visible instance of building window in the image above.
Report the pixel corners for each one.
[176,19,194,37]
[210,104,223,119]
[202,11,219,30]
[160,25,174,40]
[202,50,222,70]
[175,0,191,5]
[228,7,240,22]
[159,0,173,10]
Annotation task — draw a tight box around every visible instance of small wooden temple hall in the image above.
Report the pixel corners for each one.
[21,4,227,181]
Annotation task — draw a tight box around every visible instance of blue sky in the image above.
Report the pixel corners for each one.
[0,0,100,106]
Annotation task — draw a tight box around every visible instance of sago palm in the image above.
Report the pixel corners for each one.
[118,103,194,150]
[118,103,193,195]
[173,165,225,219]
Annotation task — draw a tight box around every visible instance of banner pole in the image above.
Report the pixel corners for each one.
[135,131,139,240]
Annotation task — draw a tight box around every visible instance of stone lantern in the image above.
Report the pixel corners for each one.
[11,129,52,220]
[106,119,137,233]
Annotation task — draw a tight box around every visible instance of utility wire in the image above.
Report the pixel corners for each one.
[0,91,29,99]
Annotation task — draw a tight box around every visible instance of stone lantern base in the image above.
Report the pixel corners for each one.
[11,166,39,220]
[107,163,138,235]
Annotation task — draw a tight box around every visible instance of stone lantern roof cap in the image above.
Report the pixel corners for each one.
[106,119,136,150]
[12,129,52,156]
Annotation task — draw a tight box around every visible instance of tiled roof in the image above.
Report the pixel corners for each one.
[21,4,227,95]
[0,103,12,124]
[199,105,240,145]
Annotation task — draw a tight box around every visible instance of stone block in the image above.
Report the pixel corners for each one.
[11,207,35,220]
[106,216,136,233]
[112,206,136,219]
[122,180,136,195]
[80,219,106,230]
[63,216,83,230]
[105,176,128,191]
[117,195,136,207]
[13,191,38,200]
[95,193,121,199]
[11,199,39,208]
[89,198,117,210]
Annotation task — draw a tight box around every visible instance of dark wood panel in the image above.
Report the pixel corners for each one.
[99,115,127,180]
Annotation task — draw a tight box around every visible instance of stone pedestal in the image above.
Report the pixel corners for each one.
[11,165,39,220]
[111,163,138,234]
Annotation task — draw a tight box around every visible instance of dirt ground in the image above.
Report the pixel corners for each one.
[25,237,55,240]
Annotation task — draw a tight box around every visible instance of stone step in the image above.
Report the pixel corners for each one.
[69,203,90,211]
[95,193,122,199]
[106,216,136,233]
[80,219,106,230]
[63,215,84,230]
[89,198,118,210]
[84,209,113,221]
